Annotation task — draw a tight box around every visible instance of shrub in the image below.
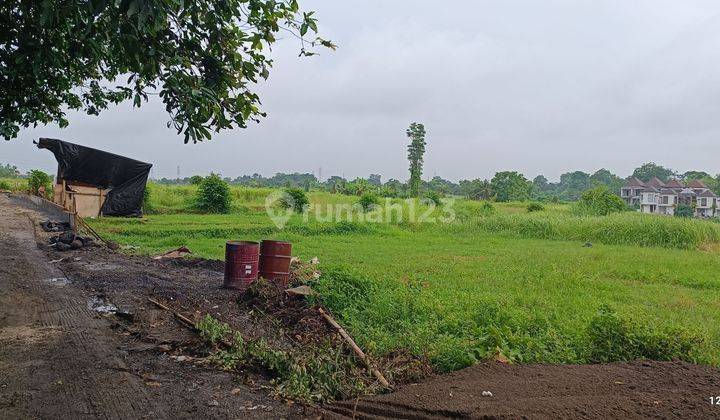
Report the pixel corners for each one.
[586,305,701,363]
[675,203,694,218]
[195,174,231,213]
[574,186,627,216]
[142,183,154,214]
[424,191,443,207]
[0,180,10,190]
[279,188,309,213]
[358,193,379,212]
[480,201,495,216]
[189,175,204,185]
[526,202,545,212]
[28,169,52,198]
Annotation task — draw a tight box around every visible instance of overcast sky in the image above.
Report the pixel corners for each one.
[4,0,720,182]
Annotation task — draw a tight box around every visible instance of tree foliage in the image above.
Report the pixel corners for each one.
[674,203,694,218]
[27,169,52,198]
[460,179,493,200]
[1,0,333,142]
[490,171,531,202]
[574,186,627,216]
[632,163,674,183]
[0,163,19,178]
[406,122,426,197]
[280,188,309,213]
[195,173,231,213]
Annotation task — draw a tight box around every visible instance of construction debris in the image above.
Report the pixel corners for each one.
[49,232,95,251]
[40,220,72,232]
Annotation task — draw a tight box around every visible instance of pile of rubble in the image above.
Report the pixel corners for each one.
[40,220,72,232]
[49,231,95,251]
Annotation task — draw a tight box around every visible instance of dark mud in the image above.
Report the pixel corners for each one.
[328,360,720,418]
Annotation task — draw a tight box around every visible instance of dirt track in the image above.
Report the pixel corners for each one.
[2,193,720,419]
[0,194,314,419]
[329,361,720,418]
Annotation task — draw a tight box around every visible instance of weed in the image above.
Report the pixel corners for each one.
[526,202,544,212]
[196,314,231,345]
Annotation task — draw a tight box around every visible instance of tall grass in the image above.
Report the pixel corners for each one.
[476,212,720,249]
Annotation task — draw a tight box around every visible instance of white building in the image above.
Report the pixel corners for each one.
[620,177,718,218]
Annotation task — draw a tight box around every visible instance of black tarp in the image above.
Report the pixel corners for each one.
[37,138,152,217]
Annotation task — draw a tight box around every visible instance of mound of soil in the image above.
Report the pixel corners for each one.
[328,360,720,419]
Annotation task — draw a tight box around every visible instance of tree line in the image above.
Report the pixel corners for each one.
[149,162,720,202]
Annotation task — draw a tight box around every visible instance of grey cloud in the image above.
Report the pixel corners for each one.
[4,0,720,181]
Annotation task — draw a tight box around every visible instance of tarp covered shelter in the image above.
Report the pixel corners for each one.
[37,138,152,217]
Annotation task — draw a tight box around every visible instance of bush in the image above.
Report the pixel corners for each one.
[0,180,10,190]
[480,201,495,216]
[526,202,545,212]
[358,193,379,212]
[142,183,154,214]
[675,203,694,218]
[195,174,231,213]
[574,186,627,216]
[279,188,309,213]
[423,191,443,207]
[586,305,701,363]
[28,169,52,198]
[189,175,204,185]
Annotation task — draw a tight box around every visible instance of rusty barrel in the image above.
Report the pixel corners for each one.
[224,241,260,291]
[259,240,292,289]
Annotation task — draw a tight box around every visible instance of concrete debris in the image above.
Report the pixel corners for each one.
[40,220,72,232]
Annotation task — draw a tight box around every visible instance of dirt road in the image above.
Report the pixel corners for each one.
[0,194,313,419]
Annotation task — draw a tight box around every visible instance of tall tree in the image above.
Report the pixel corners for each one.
[406,122,427,197]
[682,171,711,181]
[368,174,382,186]
[490,171,531,202]
[632,163,674,183]
[558,171,591,201]
[0,1,334,142]
[590,168,624,196]
[460,179,493,200]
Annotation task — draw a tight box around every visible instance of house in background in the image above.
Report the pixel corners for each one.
[620,177,718,218]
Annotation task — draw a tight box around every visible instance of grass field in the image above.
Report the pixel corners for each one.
[88,184,720,371]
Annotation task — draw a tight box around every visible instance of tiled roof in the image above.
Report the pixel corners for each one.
[688,179,708,189]
[699,189,717,198]
[659,188,678,195]
[643,186,660,193]
[664,179,684,189]
[623,177,646,188]
[646,177,666,188]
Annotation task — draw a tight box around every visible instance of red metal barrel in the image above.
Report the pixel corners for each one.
[259,240,292,289]
[224,241,260,291]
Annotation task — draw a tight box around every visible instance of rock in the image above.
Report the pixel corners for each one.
[58,232,75,244]
[106,241,120,250]
[56,242,72,252]
[482,391,493,397]
[70,240,83,250]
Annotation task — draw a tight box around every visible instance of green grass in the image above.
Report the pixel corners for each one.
[88,186,720,371]
[0,177,27,192]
